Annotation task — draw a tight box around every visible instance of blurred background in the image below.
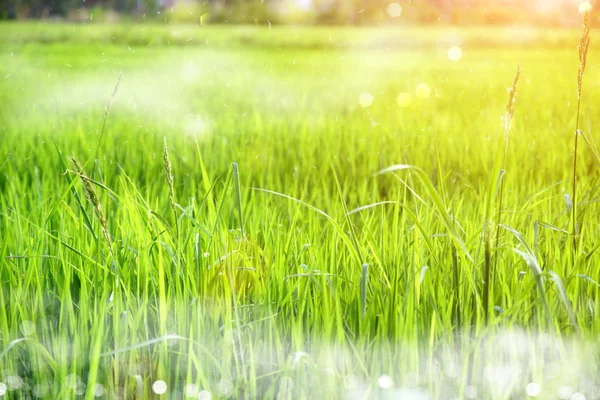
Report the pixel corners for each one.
[0,0,595,26]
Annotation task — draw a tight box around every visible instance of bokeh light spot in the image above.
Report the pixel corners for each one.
[359,93,374,108]
[448,46,463,62]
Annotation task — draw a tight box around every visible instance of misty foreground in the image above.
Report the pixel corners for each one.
[1,23,600,399]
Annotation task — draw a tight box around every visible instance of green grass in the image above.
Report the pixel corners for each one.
[1,22,600,399]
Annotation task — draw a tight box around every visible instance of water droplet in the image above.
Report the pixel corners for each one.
[218,379,233,396]
[184,384,199,397]
[465,385,478,399]
[526,382,541,397]
[396,93,412,108]
[6,376,22,391]
[198,390,212,400]
[416,84,431,99]
[153,380,168,395]
[386,3,402,18]
[377,374,392,389]
[359,93,373,108]
[558,386,573,399]
[94,384,105,397]
[20,320,36,336]
[448,46,463,62]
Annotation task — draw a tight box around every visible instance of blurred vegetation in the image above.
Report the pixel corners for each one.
[0,0,595,26]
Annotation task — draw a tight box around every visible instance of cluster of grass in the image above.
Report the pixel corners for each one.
[1,22,600,399]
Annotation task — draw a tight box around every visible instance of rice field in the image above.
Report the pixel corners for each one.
[1,22,600,399]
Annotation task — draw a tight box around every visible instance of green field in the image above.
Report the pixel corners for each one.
[1,23,600,399]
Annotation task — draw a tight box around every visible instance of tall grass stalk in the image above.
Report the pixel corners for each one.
[572,8,591,256]
[483,66,520,325]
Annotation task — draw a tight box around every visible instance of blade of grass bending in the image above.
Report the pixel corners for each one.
[332,164,363,263]
[374,164,472,261]
[549,271,581,334]
[232,162,245,238]
[361,263,368,318]
[51,135,97,242]
[502,224,553,327]
[252,187,362,267]
[94,70,122,160]
[348,201,438,263]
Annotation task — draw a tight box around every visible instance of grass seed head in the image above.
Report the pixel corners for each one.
[504,65,520,135]
[163,137,176,211]
[578,10,591,99]
[70,156,112,248]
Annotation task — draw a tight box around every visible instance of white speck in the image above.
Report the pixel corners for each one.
[386,3,402,18]
[359,93,373,108]
[526,382,541,397]
[377,374,392,389]
[571,393,586,400]
[153,380,168,395]
[203,252,210,258]
[448,46,463,62]
[198,390,212,400]
[184,384,199,397]
[0,382,7,396]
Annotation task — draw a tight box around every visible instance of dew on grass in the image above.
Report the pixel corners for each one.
[526,382,541,397]
[292,351,309,367]
[93,384,105,397]
[448,46,463,62]
[153,380,168,395]
[66,373,80,389]
[386,3,402,18]
[218,378,233,396]
[6,376,22,391]
[444,361,459,378]
[359,93,373,108]
[198,390,212,400]
[377,374,392,389]
[397,93,412,107]
[74,382,86,396]
[465,385,478,399]
[416,84,431,99]
[20,320,36,336]
[558,386,574,399]
[184,384,199,397]
[0,382,7,396]
[344,374,360,390]
[278,376,294,393]
[33,384,48,398]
